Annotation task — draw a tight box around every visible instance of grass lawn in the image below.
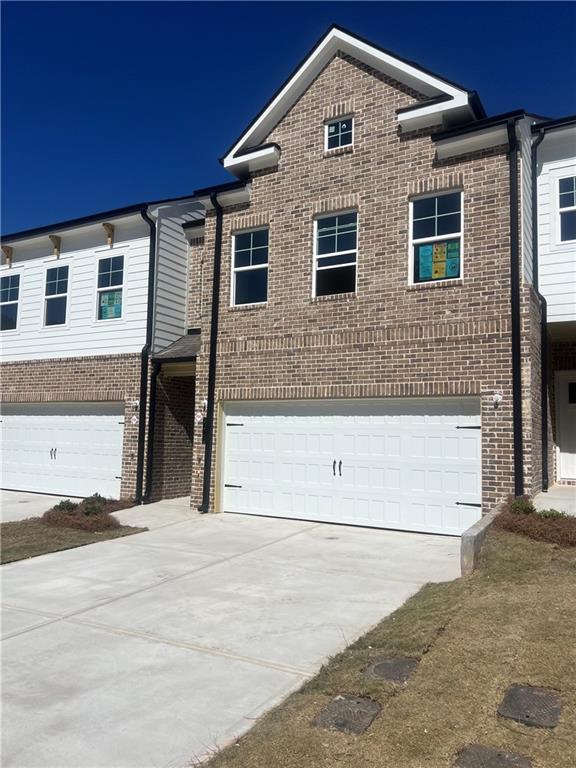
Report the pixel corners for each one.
[1,517,146,564]
[205,529,576,768]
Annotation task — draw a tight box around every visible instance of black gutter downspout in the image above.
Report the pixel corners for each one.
[134,208,157,503]
[507,119,524,497]
[531,127,549,491]
[198,192,224,513]
[142,359,161,501]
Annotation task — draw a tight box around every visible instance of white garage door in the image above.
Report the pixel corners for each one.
[0,402,125,498]
[222,399,481,535]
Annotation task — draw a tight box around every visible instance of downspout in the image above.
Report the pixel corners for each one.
[507,119,524,497]
[198,192,224,513]
[531,127,549,491]
[134,207,157,503]
[142,359,160,501]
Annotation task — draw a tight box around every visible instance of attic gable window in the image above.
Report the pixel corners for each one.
[325,117,354,151]
[559,176,576,242]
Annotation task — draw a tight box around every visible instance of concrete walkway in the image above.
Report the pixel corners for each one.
[1,499,460,768]
[533,484,576,516]
[0,490,83,522]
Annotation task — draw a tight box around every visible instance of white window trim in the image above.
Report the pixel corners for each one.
[312,210,358,298]
[324,116,354,152]
[408,190,464,286]
[43,263,70,328]
[0,271,21,333]
[95,254,125,322]
[230,227,269,308]
[557,175,576,245]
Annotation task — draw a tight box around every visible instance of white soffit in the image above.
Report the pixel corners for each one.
[223,26,474,172]
[435,124,509,160]
[197,185,252,210]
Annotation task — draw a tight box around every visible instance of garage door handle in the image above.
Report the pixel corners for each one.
[50,448,54,460]
[338,460,342,477]
[54,447,57,460]
[333,460,336,476]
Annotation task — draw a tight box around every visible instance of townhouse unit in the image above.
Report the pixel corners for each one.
[1,26,575,536]
[0,198,202,501]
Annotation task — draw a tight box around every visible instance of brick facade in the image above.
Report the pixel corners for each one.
[0,353,141,499]
[149,373,195,501]
[188,52,529,514]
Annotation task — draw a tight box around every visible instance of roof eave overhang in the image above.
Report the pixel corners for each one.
[195,184,252,211]
[223,145,280,175]
[222,26,478,174]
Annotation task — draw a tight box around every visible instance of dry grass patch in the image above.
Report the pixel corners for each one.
[204,530,576,768]
[0,502,147,563]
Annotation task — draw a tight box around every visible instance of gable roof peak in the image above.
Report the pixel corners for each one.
[222,25,485,176]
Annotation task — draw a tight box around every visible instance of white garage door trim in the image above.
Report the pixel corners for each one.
[220,398,482,536]
[0,402,125,498]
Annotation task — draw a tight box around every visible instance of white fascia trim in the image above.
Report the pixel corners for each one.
[397,95,470,130]
[223,145,280,173]
[435,125,509,160]
[223,27,470,165]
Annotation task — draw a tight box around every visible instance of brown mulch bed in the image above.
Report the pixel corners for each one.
[492,495,576,548]
[494,508,576,547]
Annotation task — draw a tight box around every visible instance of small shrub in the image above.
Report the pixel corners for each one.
[53,499,79,513]
[80,493,106,516]
[537,508,567,520]
[509,495,536,516]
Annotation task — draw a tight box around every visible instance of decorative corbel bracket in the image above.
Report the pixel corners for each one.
[49,235,61,258]
[102,222,115,247]
[1,244,14,266]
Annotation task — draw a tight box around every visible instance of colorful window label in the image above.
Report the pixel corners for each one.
[415,239,460,283]
[99,290,122,319]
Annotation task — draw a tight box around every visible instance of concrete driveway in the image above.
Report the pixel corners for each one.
[1,490,83,522]
[1,499,460,768]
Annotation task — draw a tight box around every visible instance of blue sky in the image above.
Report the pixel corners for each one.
[2,1,575,234]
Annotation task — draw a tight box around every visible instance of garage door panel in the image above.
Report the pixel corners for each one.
[1,403,124,498]
[222,399,481,535]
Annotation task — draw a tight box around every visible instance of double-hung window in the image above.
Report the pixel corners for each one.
[325,117,354,151]
[314,212,357,296]
[411,191,462,283]
[232,228,269,306]
[0,273,20,331]
[559,176,576,242]
[97,256,124,320]
[44,265,68,326]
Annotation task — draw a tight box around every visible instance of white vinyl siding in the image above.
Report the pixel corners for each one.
[519,117,534,284]
[152,201,203,354]
[0,229,150,362]
[536,129,576,323]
